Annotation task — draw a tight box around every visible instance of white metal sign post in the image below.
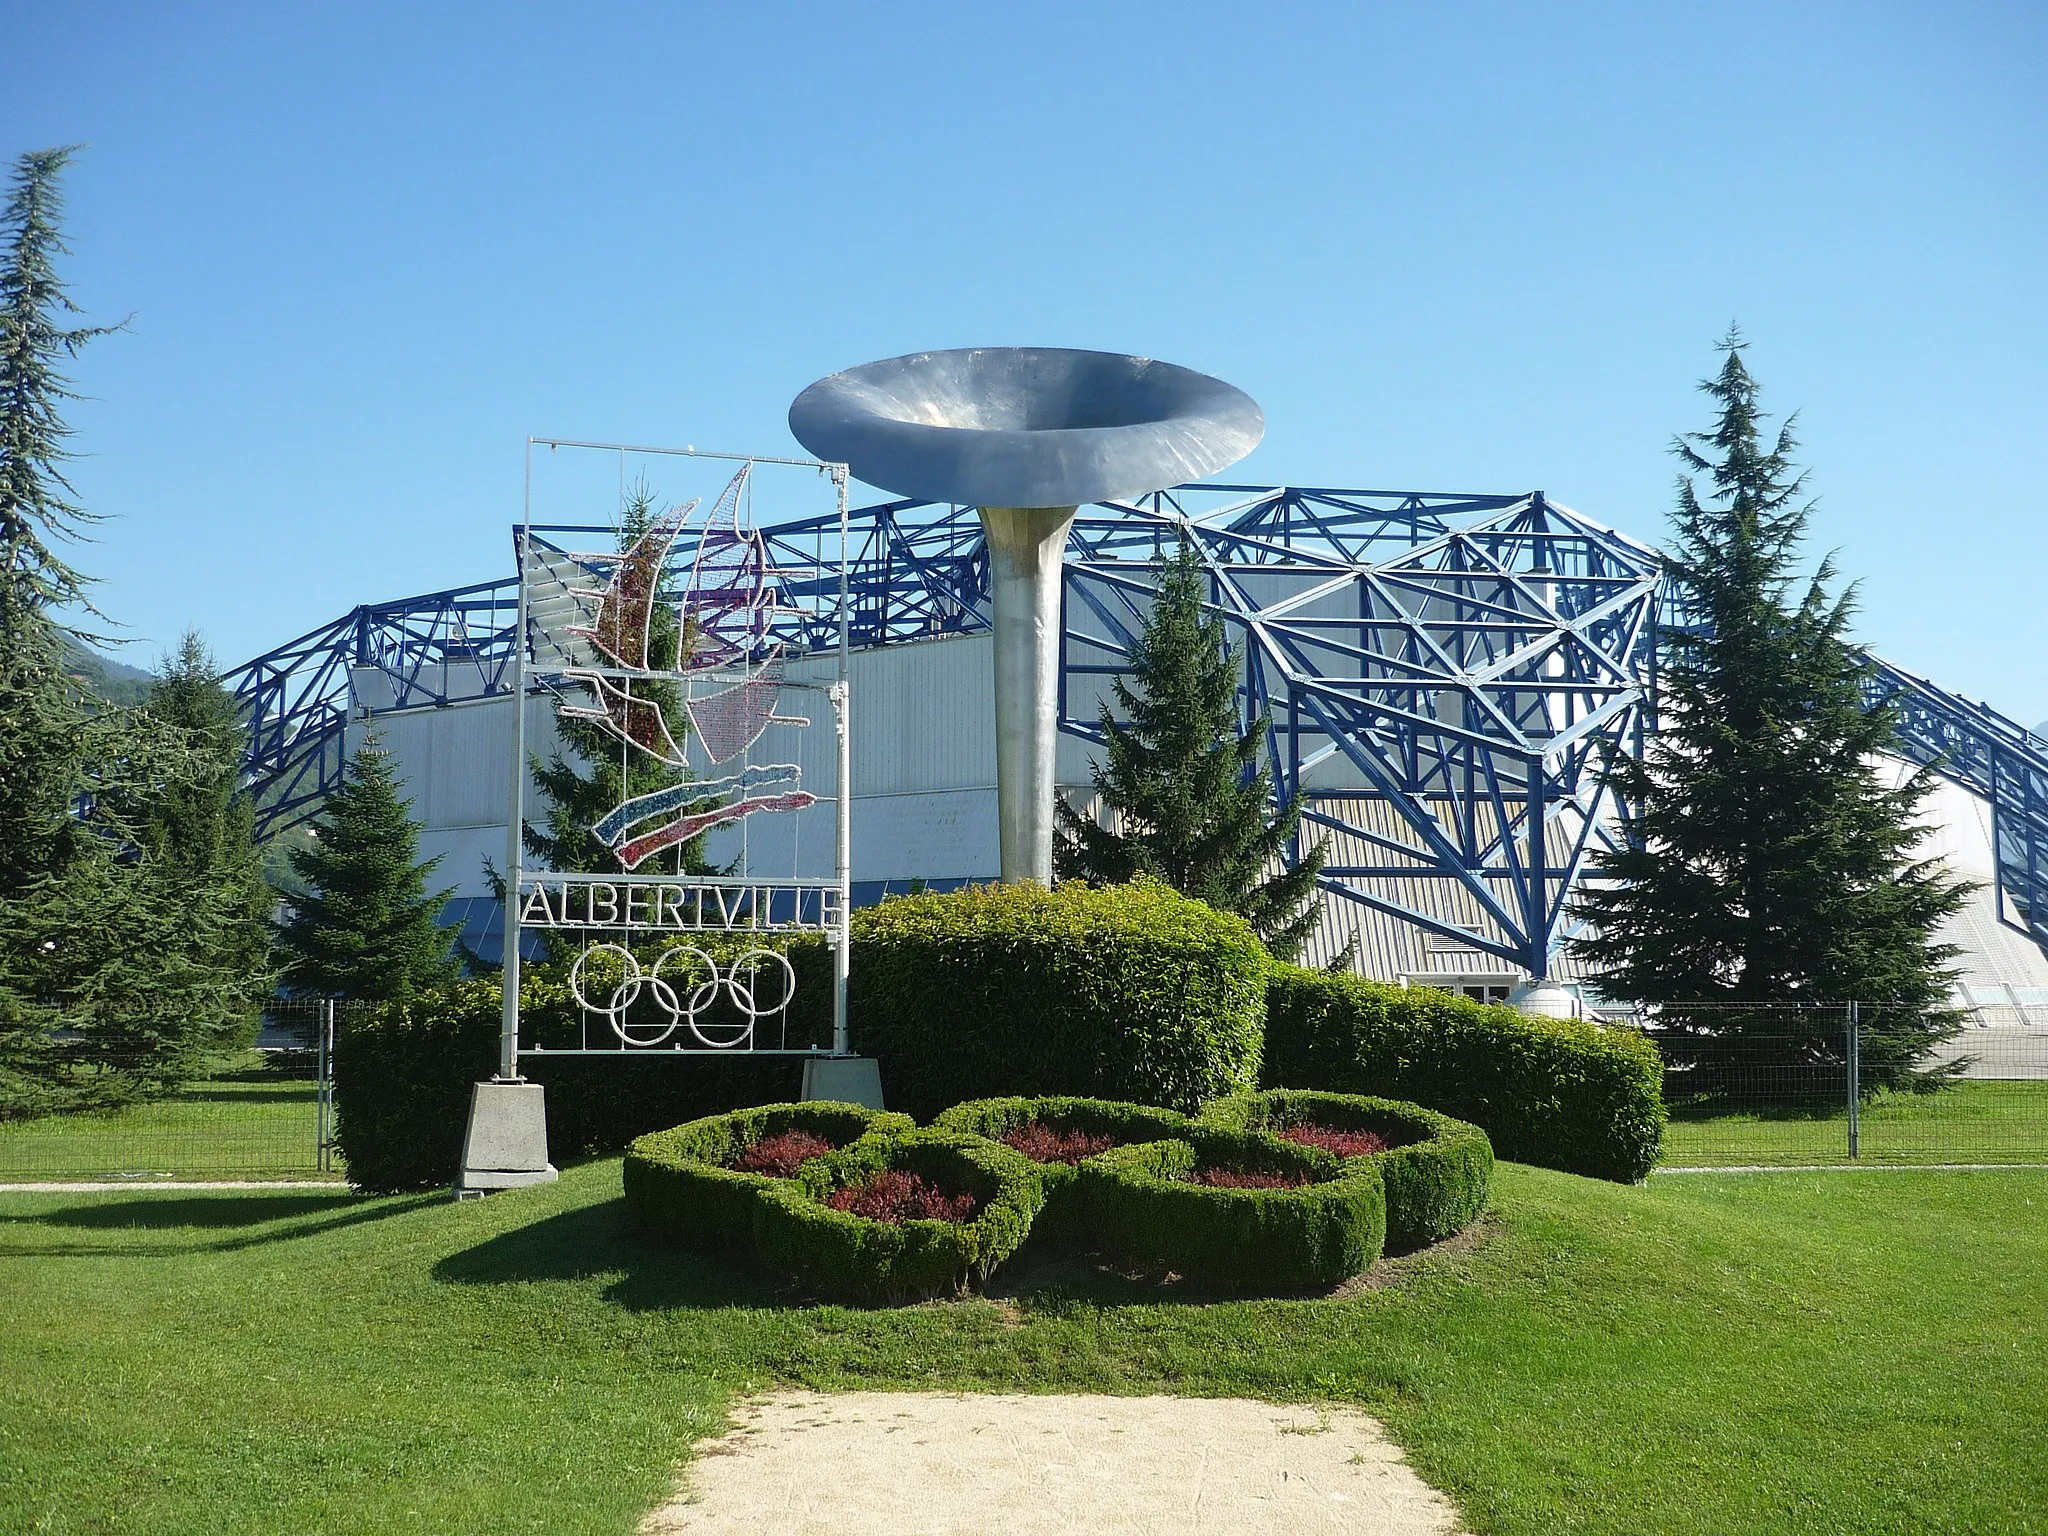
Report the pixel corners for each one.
[454,441,858,1197]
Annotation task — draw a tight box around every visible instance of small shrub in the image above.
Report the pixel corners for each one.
[824,1168,979,1223]
[733,1130,835,1178]
[1262,966,1665,1182]
[850,880,1268,1120]
[1201,1088,1492,1253]
[624,1101,914,1254]
[931,1096,1193,1247]
[1079,1125,1386,1291]
[754,1129,1043,1302]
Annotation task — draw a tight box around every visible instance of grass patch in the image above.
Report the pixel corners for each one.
[0,1066,338,1181]
[2,1161,2043,1533]
[1663,1078,2048,1166]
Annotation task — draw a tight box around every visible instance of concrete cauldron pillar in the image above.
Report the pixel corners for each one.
[978,505,1079,883]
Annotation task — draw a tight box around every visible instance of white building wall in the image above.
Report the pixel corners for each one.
[359,635,2048,1020]
[345,683,567,898]
[362,634,1010,897]
[701,635,1001,885]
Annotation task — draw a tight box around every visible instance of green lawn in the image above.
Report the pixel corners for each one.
[0,1066,337,1182]
[3,1160,2042,1534]
[1662,1078,2048,1166]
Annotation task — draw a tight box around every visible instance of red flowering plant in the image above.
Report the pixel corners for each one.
[931,1098,1195,1249]
[825,1168,981,1224]
[1190,1166,1311,1189]
[1196,1089,1496,1258]
[751,1129,1045,1302]
[732,1130,836,1178]
[1275,1123,1388,1159]
[1001,1122,1117,1165]
[623,1102,915,1260]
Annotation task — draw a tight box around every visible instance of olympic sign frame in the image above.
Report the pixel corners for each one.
[498,438,854,1072]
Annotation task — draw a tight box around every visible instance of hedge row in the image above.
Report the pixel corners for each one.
[1200,1088,1492,1253]
[846,879,1268,1121]
[337,890,1662,1194]
[1263,966,1666,1183]
[336,883,1262,1192]
[335,974,810,1193]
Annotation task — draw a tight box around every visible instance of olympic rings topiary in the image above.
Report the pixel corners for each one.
[1199,1089,1493,1254]
[754,1129,1045,1303]
[1077,1123,1387,1291]
[929,1096,1194,1247]
[624,1101,914,1254]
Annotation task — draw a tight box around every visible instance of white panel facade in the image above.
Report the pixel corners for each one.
[346,689,566,898]
[352,632,2048,1019]
[703,635,1001,884]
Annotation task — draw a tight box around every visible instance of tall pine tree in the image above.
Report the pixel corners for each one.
[0,148,270,1110]
[276,738,459,1001]
[1056,535,1327,960]
[0,144,116,896]
[1570,332,1967,1091]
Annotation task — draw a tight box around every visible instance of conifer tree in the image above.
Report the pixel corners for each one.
[276,738,459,1000]
[132,632,274,1029]
[0,148,274,1107]
[1055,535,1327,960]
[1570,332,1968,1091]
[0,145,117,894]
[525,477,710,877]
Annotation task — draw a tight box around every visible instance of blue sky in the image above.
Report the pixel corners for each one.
[9,1,2045,724]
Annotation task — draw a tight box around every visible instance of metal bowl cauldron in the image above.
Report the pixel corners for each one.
[787,347,1263,509]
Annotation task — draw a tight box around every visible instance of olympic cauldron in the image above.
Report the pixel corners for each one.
[790,347,1264,883]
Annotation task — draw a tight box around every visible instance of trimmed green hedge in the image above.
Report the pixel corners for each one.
[848,879,1268,1121]
[929,1096,1193,1246]
[755,1129,1045,1302]
[334,972,815,1193]
[1078,1123,1386,1290]
[1200,1088,1492,1253]
[1262,966,1666,1183]
[622,1101,914,1253]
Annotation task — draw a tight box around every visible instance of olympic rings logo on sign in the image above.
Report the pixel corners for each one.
[566,944,797,1049]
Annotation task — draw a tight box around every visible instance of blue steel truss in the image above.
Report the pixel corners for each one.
[227,578,519,839]
[223,485,2048,969]
[1866,663,2047,948]
[1059,489,1664,975]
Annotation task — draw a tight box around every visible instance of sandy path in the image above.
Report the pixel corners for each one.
[643,1391,1465,1535]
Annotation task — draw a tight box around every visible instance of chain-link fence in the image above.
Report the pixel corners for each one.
[0,999,342,1182]
[1651,1003,2048,1167]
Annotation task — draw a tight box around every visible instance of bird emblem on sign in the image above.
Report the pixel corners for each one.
[551,464,816,869]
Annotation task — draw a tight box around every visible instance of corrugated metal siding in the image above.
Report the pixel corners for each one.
[779,635,995,796]
[347,692,565,893]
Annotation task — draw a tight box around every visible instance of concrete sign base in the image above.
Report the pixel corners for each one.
[453,1080,560,1199]
[800,1056,885,1110]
